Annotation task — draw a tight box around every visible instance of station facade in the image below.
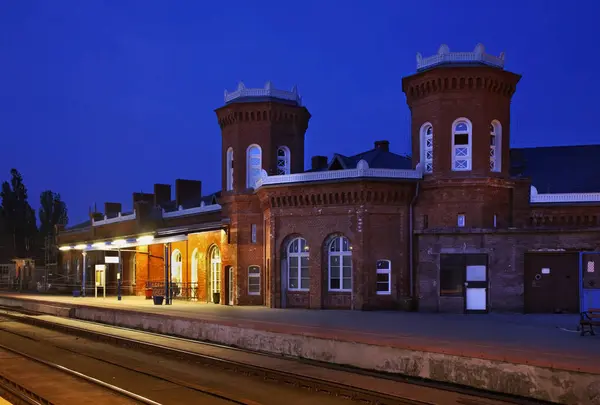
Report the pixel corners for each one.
[58,44,600,313]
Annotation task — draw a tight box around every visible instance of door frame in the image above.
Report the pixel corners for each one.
[463,255,489,314]
[226,266,234,305]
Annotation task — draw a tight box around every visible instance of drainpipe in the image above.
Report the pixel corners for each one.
[408,181,420,304]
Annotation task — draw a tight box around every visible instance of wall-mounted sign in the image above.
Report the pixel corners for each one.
[541,268,550,274]
[95,264,106,271]
[105,256,120,264]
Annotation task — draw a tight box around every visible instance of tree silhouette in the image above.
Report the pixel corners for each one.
[39,190,68,237]
[0,169,37,257]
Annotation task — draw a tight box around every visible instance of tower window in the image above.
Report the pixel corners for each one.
[276,146,290,175]
[246,145,262,189]
[420,123,433,174]
[226,147,234,191]
[457,214,466,228]
[452,119,472,171]
[490,121,502,172]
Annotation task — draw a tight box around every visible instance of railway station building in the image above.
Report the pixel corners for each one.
[57,44,600,314]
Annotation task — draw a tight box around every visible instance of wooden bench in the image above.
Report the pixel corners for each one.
[580,308,600,336]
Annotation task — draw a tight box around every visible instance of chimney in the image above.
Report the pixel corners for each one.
[374,140,390,152]
[132,192,154,208]
[153,184,171,207]
[104,202,122,217]
[311,156,329,171]
[91,212,104,222]
[175,179,202,208]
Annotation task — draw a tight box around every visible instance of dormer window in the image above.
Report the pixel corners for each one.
[452,119,472,171]
[276,146,290,175]
[420,123,433,174]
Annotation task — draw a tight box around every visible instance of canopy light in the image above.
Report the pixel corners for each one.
[74,244,87,250]
[113,239,126,246]
[92,242,107,248]
[59,246,71,251]
[137,235,154,244]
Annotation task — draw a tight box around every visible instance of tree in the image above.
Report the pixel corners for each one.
[0,169,38,257]
[38,190,68,237]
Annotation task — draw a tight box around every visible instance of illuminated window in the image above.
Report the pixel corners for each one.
[246,145,262,188]
[328,236,352,292]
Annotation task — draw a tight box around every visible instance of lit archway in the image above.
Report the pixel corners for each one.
[208,245,221,303]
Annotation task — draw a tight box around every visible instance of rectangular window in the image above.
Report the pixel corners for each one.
[454,134,469,145]
[251,224,257,244]
[457,214,466,227]
[329,255,352,292]
[248,266,260,295]
[376,260,391,295]
[493,214,497,228]
[423,214,429,229]
[440,254,487,297]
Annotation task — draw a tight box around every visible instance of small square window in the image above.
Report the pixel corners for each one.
[454,133,469,145]
[457,214,466,228]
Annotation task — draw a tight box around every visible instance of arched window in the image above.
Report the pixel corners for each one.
[276,146,290,175]
[246,145,262,188]
[191,249,199,285]
[452,119,472,171]
[226,147,234,191]
[209,245,221,303]
[490,121,502,172]
[288,237,309,290]
[328,236,352,292]
[171,249,182,286]
[420,123,433,174]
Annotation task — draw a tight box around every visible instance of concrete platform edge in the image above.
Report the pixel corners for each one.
[0,296,598,404]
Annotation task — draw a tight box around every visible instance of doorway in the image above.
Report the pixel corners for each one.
[190,249,199,301]
[226,266,234,305]
[209,246,221,303]
[439,254,489,313]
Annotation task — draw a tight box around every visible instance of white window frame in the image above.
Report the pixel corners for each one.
[457,214,466,228]
[210,246,221,297]
[420,122,433,174]
[376,259,391,295]
[248,265,261,295]
[171,249,182,285]
[251,224,257,244]
[490,120,502,172]
[287,237,309,291]
[190,248,199,285]
[276,146,291,175]
[452,118,472,171]
[246,144,262,189]
[328,236,352,292]
[493,214,498,228]
[226,147,234,191]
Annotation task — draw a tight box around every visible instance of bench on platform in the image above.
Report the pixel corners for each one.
[580,308,600,336]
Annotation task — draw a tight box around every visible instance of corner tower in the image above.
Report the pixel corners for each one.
[215,82,311,194]
[402,44,521,179]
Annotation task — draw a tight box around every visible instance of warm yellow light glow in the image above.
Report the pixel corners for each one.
[137,235,154,244]
[113,239,126,246]
[59,246,71,251]
[74,244,87,250]
[92,242,106,248]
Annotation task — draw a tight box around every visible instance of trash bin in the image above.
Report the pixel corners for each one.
[153,296,164,305]
[212,292,220,304]
[72,289,81,298]
[145,288,153,300]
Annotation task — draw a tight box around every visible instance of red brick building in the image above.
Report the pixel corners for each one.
[58,44,600,313]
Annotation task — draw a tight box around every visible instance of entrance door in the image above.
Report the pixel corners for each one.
[465,263,488,313]
[228,266,234,305]
[209,247,221,303]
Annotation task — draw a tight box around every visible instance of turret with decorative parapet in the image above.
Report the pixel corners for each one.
[416,43,505,72]
[224,81,302,106]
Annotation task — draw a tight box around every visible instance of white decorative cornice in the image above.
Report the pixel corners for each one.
[255,160,422,188]
[224,81,302,105]
[416,43,505,71]
[530,185,600,203]
[92,210,136,226]
[162,203,222,219]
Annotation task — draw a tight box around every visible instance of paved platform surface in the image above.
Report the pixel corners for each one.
[1,293,599,374]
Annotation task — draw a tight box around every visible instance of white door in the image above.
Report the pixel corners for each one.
[465,265,488,312]
[210,248,221,303]
[228,267,234,305]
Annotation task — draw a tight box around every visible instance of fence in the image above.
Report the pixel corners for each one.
[145,281,199,301]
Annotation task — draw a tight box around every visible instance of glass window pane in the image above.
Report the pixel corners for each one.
[342,237,349,252]
[330,263,340,278]
[342,266,351,278]
[289,278,298,289]
[330,278,340,290]
[300,256,309,267]
[300,278,309,289]
[299,238,306,251]
[300,266,309,278]
[330,255,340,267]
[377,260,390,270]
[376,273,389,283]
[342,256,351,267]
[376,282,388,292]
[289,240,298,253]
[342,278,351,290]
[330,238,339,252]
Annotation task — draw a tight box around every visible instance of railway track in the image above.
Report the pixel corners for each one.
[0,305,555,405]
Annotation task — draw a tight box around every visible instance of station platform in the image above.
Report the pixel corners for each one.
[0,293,598,404]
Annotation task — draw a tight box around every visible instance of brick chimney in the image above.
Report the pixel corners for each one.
[374,140,390,152]
[175,179,202,208]
[311,156,329,171]
[153,184,171,207]
[104,202,122,217]
[132,192,154,208]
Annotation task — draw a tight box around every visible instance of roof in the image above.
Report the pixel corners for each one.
[65,220,91,231]
[161,192,221,213]
[510,145,600,193]
[327,147,412,171]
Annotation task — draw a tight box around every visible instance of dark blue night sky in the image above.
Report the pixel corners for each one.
[1,0,599,224]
